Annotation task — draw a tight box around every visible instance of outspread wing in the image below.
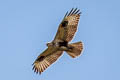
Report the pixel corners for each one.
[53,8,81,42]
[32,47,63,74]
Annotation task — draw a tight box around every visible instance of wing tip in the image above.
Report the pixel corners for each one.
[64,8,82,17]
[32,61,50,75]
[32,63,42,75]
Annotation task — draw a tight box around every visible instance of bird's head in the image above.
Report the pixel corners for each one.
[46,42,53,47]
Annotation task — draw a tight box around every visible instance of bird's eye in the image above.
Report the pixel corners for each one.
[61,21,68,27]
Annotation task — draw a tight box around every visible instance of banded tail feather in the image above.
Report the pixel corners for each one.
[66,41,83,58]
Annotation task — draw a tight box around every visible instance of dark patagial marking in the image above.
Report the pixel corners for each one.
[36,56,45,61]
[61,21,68,27]
[59,41,68,47]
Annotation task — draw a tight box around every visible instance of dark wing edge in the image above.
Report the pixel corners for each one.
[64,8,81,18]
[32,51,63,74]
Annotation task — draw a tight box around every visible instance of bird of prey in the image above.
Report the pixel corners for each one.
[32,8,83,74]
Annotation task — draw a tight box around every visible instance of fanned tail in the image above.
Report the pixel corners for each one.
[66,41,83,58]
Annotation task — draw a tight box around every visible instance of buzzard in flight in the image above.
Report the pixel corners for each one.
[32,8,83,74]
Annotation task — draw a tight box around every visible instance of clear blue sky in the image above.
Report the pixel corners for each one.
[0,0,120,80]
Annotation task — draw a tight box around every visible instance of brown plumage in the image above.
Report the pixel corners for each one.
[53,8,81,42]
[33,47,63,74]
[32,8,83,74]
